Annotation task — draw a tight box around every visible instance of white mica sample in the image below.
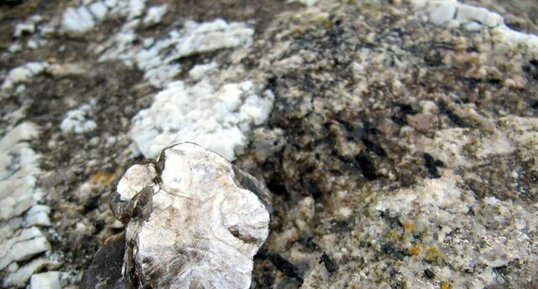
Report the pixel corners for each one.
[111,143,271,289]
[60,102,97,134]
[131,77,274,161]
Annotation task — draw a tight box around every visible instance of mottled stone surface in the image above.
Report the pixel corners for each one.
[0,0,537,288]
[111,143,271,289]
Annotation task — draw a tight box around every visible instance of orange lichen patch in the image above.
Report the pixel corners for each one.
[408,243,421,256]
[91,171,114,186]
[440,281,450,289]
[403,222,414,232]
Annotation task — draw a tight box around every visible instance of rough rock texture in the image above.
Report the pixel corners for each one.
[0,0,537,288]
[131,79,274,160]
[110,143,271,289]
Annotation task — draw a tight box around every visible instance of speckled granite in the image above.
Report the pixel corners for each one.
[0,0,536,288]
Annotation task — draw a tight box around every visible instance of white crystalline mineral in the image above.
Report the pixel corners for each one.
[61,6,97,33]
[97,18,253,87]
[30,271,61,289]
[135,19,254,87]
[60,0,147,34]
[88,2,109,21]
[1,62,48,93]
[60,102,97,134]
[142,4,167,25]
[131,78,274,161]
[0,122,56,287]
[111,143,271,289]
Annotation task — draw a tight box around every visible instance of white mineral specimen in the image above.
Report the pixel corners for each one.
[131,78,274,161]
[60,102,97,134]
[111,143,271,289]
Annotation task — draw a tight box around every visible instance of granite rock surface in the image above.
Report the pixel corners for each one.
[0,0,537,288]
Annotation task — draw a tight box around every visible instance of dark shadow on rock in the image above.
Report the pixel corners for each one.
[80,233,126,289]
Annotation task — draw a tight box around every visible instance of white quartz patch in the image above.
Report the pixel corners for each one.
[136,19,254,87]
[60,102,97,134]
[188,62,218,81]
[61,6,96,33]
[61,0,147,33]
[0,227,50,270]
[30,271,61,289]
[0,123,56,287]
[131,78,274,160]
[142,4,167,25]
[412,0,538,53]
[1,62,48,95]
[98,19,254,87]
[0,122,41,220]
[13,16,43,38]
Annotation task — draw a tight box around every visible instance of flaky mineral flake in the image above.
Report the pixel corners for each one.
[111,143,271,289]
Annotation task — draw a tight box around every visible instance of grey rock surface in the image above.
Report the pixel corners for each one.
[0,0,537,288]
[80,234,126,289]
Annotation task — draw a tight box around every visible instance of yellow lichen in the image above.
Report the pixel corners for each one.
[91,171,114,186]
[440,281,450,289]
[384,229,402,243]
[403,222,414,233]
[425,246,443,263]
[408,243,421,256]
